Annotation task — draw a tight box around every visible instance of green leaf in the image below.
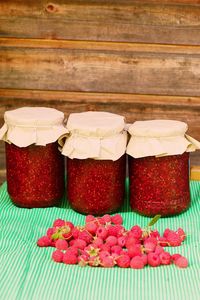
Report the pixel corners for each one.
[148,214,161,227]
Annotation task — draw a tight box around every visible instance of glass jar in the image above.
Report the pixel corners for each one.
[0,107,67,208]
[61,111,127,215]
[126,120,199,217]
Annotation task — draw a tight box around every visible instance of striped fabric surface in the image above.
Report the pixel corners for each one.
[0,181,199,300]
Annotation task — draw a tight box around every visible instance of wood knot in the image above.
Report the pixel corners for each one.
[45,3,58,13]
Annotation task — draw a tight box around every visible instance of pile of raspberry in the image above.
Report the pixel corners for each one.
[37,214,188,269]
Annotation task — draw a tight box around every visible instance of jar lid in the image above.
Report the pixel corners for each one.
[127,119,200,158]
[67,111,125,137]
[0,107,68,147]
[129,120,188,137]
[4,107,64,127]
[61,111,127,160]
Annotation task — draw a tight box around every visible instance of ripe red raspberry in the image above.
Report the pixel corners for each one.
[101,256,115,268]
[174,256,188,268]
[163,228,171,238]
[171,253,182,262]
[116,254,130,268]
[99,250,110,261]
[147,253,161,267]
[96,226,108,240]
[149,230,160,238]
[71,227,80,239]
[127,244,142,258]
[37,236,51,247]
[111,214,123,225]
[63,252,78,265]
[46,227,55,238]
[93,237,104,247]
[105,236,118,247]
[176,228,186,242]
[78,254,89,267]
[101,214,111,224]
[125,236,138,249]
[55,239,68,251]
[143,237,158,246]
[141,254,148,266]
[85,215,95,223]
[118,236,126,248]
[52,250,64,263]
[154,245,164,255]
[144,241,156,254]
[111,245,122,255]
[167,232,182,247]
[53,219,65,228]
[66,247,79,256]
[158,237,169,247]
[130,225,142,239]
[159,252,171,265]
[99,243,111,252]
[85,222,97,235]
[73,239,87,250]
[65,221,74,231]
[78,230,92,244]
[130,256,144,269]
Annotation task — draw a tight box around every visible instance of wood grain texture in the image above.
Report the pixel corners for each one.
[1,39,200,96]
[0,1,200,45]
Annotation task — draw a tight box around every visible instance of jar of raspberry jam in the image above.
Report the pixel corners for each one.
[61,111,127,215]
[0,107,68,208]
[126,120,200,217]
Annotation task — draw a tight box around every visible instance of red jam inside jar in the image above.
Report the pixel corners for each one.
[67,155,126,215]
[5,142,65,208]
[128,152,190,217]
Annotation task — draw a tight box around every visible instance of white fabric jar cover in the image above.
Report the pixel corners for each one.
[61,111,127,161]
[0,107,68,147]
[126,120,200,158]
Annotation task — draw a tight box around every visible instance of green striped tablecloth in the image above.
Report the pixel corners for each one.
[0,181,199,300]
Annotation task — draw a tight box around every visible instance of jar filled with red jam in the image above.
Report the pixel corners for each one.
[126,120,200,217]
[0,107,68,208]
[61,111,127,215]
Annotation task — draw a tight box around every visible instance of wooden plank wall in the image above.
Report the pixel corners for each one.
[1,0,200,184]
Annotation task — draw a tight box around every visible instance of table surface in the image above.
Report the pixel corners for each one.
[0,181,199,300]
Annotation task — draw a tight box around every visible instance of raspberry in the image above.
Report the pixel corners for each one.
[154,245,164,255]
[71,227,80,239]
[53,219,65,228]
[101,256,115,268]
[118,236,126,248]
[96,226,108,240]
[163,228,171,238]
[144,237,158,246]
[99,243,111,252]
[147,253,161,267]
[93,237,104,247]
[63,252,78,265]
[159,252,171,265]
[176,228,186,242]
[37,236,51,247]
[101,214,111,224]
[125,236,138,249]
[52,250,64,263]
[85,245,100,257]
[171,253,182,262]
[73,239,87,250]
[130,225,142,239]
[99,251,110,261]
[141,254,148,266]
[78,230,92,244]
[85,222,97,235]
[149,230,160,238]
[127,244,142,258]
[174,256,188,268]
[116,254,130,268]
[88,256,101,267]
[66,247,79,256]
[85,215,95,223]
[78,254,89,267]
[130,256,144,269]
[105,236,118,247]
[144,241,156,254]
[111,245,122,255]
[46,227,55,238]
[158,237,169,247]
[167,232,182,247]
[64,221,74,231]
[111,214,123,225]
[55,239,68,251]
